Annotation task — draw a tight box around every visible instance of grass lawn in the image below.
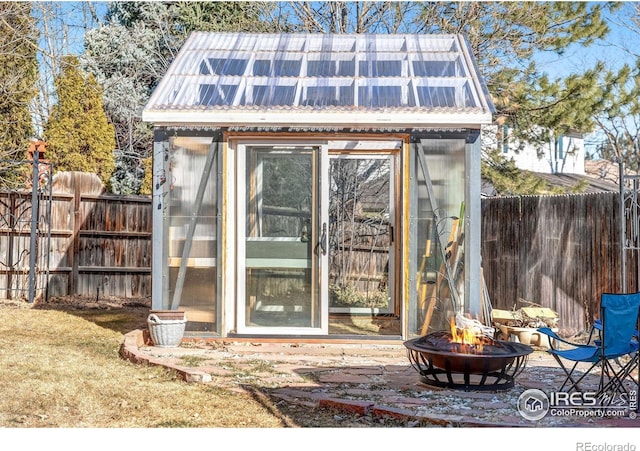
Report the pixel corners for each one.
[0,299,295,428]
[0,297,410,434]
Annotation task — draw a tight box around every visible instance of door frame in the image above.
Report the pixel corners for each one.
[228,137,403,336]
[234,140,329,335]
[327,151,398,315]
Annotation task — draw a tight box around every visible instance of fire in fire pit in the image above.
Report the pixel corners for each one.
[404,316,533,391]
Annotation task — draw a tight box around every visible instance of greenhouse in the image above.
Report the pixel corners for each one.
[142,32,494,340]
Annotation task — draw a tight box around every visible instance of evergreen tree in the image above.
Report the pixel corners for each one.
[481,148,565,195]
[174,1,275,33]
[590,62,640,174]
[0,2,39,188]
[81,1,275,195]
[44,55,116,188]
[412,2,610,123]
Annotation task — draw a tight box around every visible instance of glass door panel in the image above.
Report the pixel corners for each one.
[239,146,323,333]
[328,155,395,314]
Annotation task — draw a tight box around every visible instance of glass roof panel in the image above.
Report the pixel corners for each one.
[144,32,495,122]
[412,58,463,77]
[273,59,302,77]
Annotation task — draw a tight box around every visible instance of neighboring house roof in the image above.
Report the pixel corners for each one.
[531,171,620,193]
[481,162,622,197]
[584,159,624,185]
[143,32,495,128]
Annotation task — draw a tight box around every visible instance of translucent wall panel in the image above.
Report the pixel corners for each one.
[423,139,465,217]
[413,139,466,336]
[166,136,219,332]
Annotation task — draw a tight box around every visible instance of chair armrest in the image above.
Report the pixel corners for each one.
[536,327,592,349]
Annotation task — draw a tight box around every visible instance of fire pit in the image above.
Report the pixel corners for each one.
[404,329,533,391]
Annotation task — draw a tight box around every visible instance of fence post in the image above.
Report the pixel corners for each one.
[71,173,81,296]
[619,161,626,293]
[28,146,40,303]
[7,192,16,299]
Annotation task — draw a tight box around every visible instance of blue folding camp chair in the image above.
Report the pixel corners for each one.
[585,318,639,393]
[537,292,640,405]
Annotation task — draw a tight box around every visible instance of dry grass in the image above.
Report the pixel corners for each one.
[0,299,301,428]
[0,297,409,429]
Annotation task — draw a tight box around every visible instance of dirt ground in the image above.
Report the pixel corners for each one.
[35,294,152,312]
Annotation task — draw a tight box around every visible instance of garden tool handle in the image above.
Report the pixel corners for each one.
[316,222,327,256]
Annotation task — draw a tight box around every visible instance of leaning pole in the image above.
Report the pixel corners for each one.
[28,145,40,303]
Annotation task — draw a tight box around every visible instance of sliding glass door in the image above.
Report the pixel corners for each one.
[235,141,398,336]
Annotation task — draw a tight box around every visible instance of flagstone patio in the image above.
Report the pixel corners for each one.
[120,329,640,428]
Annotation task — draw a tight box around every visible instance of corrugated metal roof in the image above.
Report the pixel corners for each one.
[143,32,495,127]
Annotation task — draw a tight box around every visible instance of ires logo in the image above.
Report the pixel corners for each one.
[550,392,598,407]
[550,391,631,408]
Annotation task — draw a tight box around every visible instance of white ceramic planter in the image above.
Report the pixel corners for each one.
[498,325,557,348]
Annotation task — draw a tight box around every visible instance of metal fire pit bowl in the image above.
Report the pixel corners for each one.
[404,331,533,391]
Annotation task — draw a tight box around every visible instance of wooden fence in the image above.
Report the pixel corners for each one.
[481,192,636,333]
[0,172,634,333]
[0,172,152,301]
